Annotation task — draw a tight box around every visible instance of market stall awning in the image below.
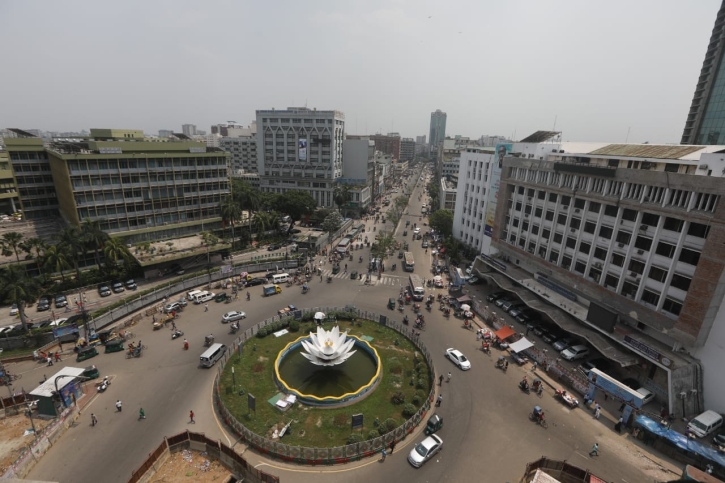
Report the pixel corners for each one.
[509,338,534,354]
[494,326,516,340]
[456,295,472,304]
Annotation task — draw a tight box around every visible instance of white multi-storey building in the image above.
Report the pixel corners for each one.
[256,107,345,207]
[219,123,259,176]
[452,147,497,256]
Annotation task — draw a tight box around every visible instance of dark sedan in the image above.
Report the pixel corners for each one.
[246,277,267,287]
[486,291,507,303]
[37,296,51,312]
[542,329,567,344]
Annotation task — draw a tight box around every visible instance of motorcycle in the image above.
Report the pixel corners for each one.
[481,342,491,354]
[96,376,111,393]
[183,340,189,350]
[403,315,409,325]
[519,380,530,394]
[425,302,432,312]
[359,257,363,263]
[495,356,505,369]
[392,264,396,271]
[171,329,184,340]
[414,320,425,329]
[229,323,239,335]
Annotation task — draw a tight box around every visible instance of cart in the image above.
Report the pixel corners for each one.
[424,414,443,435]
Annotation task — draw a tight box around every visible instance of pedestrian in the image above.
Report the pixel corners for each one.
[439,374,444,386]
[116,400,122,412]
[660,405,667,419]
[171,320,177,331]
[91,413,98,426]
[594,407,601,419]
[54,351,61,362]
[152,315,156,323]
[139,408,146,420]
[436,394,443,407]
[526,327,531,336]
[589,443,599,457]
[594,402,601,412]
[204,304,209,312]
[614,417,623,433]
[447,372,452,383]
[618,402,626,412]
[504,360,509,370]
[604,393,608,401]
[189,410,195,423]
[389,440,396,454]
[380,448,387,462]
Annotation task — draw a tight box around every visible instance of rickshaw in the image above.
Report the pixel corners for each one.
[96,329,114,345]
[83,365,100,380]
[105,339,125,353]
[350,270,358,279]
[126,344,143,358]
[302,283,309,294]
[204,334,215,347]
[215,292,228,303]
[424,413,443,435]
[76,346,99,362]
[530,406,548,428]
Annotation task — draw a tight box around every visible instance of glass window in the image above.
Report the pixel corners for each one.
[554,232,563,244]
[562,255,572,268]
[545,210,554,221]
[574,198,585,209]
[584,221,596,234]
[557,213,567,225]
[656,241,676,258]
[662,298,683,316]
[604,273,619,288]
[688,222,710,239]
[588,201,601,213]
[594,247,607,260]
[574,261,587,274]
[641,212,660,226]
[599,226,613,239]
[622,208,637,221]
[642,289,660,306]
[634,236,653,251]
[534,207,543,218]
[629,259,645,274]
[579,242,591,254]
[679,248,701,266]
[604,204,618,217]
[663,217,684,232]
[570,218,581,229]
[615,230,632,244]
[542,228,551,240]
[566,236,577,249]
[648,266,668,283]
[548,193,558,203]
[670,274,692,291]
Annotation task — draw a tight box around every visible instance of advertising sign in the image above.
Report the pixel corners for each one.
[351,413,364,430]
[52,324,79,339]
[587,369,645,409]
[298,139,307,161]
[248,394,256,412]
[484,143,512,237]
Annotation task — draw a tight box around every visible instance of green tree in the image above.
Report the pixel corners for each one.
[42,245,71,282]
[232,179,261,239]
[21,237,48,272]
[103,237,132,267]
[219,197,242,248]
[0,265,39,333]
[56,226,85,279]
[321,211,343,248]
[370,231,396,264]
[309,207,333,226]
[333,184,351,216]
[251,212,279,239]
[274,190,317,234]
[81,218,109,268]
[1,231,24,263]
[428,209,454,239]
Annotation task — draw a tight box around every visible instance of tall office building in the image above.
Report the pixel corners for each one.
[429,110,447,153]
[256,107,345,207]
[4,130,57,219]
[182,124,197,137]
[681,1,725,144]
[400,138,415,161]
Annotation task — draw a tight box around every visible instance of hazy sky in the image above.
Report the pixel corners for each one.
[1,0,720,144]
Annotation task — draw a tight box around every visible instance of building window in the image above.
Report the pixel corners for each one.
[549,193,558,203]
[628,259,645,275]
[557,213,567,225]
[655,241,676,258]
[545,210,554,221]
[588,267,602,281]
[594,247,607,260]
[542,228,551,240]
[622,208,637,221]
[538,190,546,200]
[634,236,653,252]
[615,230,632,244]
[621,281,638,298]
[670,274,692,291]
[579,242,591,255]
[599,226,613,239]
[522,221,530,231]
[641,212,660,226]
[678,248,701,266]
[588,201,601,213]
[574,198,585,209]
[562,255,572,269]
[648,266,668,283]
[534,207,543,218]
[574,261,587,274]
[604,273,619,289]
[566,236,577,249]
[604,204,618,217]
[662,298,683,316]
[663,217,684,232]
[611,252,625,267]
[512,218,520,228]
[570,218,581,229]
[642,289,660,306]
[561,195,571,206]
[687,222,710,239]
[549,250,559,263]
[584,221,596,234]
[531,225,539,235]
[554,232,563,244]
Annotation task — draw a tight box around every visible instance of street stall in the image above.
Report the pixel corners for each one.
[494,325,516,349]
[508,338,533,365]
[29,366,85,416]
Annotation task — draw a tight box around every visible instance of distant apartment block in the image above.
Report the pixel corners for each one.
[182,124,197,137]
[400,138,415,161]
[429,110,447,153]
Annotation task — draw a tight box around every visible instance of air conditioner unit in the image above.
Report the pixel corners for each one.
[563,206,569,210]
[698,164,708,170]
[630,271,638,277]
[594,262,602,269]
[575,208,581,213]
[640,225,648,231]
[637,249,644,255]
[525,214,529,218]
[618,243,624,248]
[571,228,576,233]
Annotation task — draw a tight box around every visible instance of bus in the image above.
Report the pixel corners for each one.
[409,274,425,301]
[403,252,415,272]
[336,238,352,255]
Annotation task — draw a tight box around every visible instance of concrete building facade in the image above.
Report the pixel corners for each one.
[429,110,447,153]
[4,133,58,219]
[399,137,415,161]
[439,177,457,211]
[256,107,345,208]
[181,124,197,137]
[482,141,725,415]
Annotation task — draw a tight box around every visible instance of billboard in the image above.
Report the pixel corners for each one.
[484,143,512,237]
[298,139,307,161]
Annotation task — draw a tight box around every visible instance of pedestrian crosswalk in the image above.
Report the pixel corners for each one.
[317,268,406,286]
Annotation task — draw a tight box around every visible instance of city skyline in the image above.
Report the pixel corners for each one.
[0,0,720,143]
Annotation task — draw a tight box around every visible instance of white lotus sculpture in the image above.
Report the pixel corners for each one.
[300,325,356,366]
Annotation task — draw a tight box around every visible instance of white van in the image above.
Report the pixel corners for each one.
[686,410,723,438]
[187,290,203,301]
[200,343,226,368]
[194,292,215,304]
[272,273,289,284]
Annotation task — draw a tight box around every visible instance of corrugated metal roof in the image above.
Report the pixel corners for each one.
[519,130,561,143]
[30,366,85,398]
[588,144,704,159]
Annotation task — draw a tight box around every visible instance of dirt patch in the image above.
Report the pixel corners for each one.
[315,416,322,428]
[251,362,265,373]
[257,356,269,362]
[149,449,230,482]
[0,413,52,474]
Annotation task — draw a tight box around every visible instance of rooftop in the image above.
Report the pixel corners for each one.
[30,366,85,398]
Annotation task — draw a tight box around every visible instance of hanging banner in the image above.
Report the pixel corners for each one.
[484,143,512,237]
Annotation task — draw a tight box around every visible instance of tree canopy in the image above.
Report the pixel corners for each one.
[321,211,343,241]
[274,190,317,232]
[428,209,453,239]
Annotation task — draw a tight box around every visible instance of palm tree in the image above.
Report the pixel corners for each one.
[252,211,277,239]
[219,197,242,248]
[21,237,48,273]
[81,218,109,268]
[1,231,24,263]
[333,185,351,216]
[0,265,39,333]
[235,185,261,238]
[43,245,71,282]
[56,226,84,279]
[103,237,131,267]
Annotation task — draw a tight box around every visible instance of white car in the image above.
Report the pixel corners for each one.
[408,434,443,467]
[163,302,183,313]
[221,311,246,323]
[49,318,68,327]
[561,345,590,361]
[445,348,471,370]
[9,304,18,316]
[413,227,421,234]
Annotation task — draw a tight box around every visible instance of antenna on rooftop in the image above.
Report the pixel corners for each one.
[552,115,557,131]
[625,127,631,143]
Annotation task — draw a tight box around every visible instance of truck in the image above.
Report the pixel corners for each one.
[409,274,425,301]
[403,251,415,272]
[263,284,282,297]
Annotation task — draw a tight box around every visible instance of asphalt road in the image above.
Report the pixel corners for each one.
[23,168,670,483]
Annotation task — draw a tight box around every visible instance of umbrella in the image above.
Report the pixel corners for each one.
[460,304,471,312]
[314,312,325,320]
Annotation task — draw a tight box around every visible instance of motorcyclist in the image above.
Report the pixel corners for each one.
[246,291,250,301]
[183,339,189,350]
[538,410,545,423]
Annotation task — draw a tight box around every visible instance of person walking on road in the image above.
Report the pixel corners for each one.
[116,400,122,412]
[91,413,98,426]
[589,443,599,457]
[436,395,443,407]
[438,374,444,386]
[389,441,396,454]
[447,372,452,383]
[139,408,146,420]
[380,448,387,462]
[204,303,209,312]
[189,410,195,424]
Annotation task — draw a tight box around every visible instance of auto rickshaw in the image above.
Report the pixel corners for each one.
[403,242,409,250]
[215,292,228,303]
[96,329,114,345]
[398,251,404,259]
[388,298,396,310]
[332,264,340,275]
[204,334,215,347]
[105,339,125,353]
[424,414,443,435]
[76,346,99,362]
[83,365,100,380]
[350,270,358,280]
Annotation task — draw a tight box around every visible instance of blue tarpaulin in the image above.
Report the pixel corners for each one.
[636,416,725,468]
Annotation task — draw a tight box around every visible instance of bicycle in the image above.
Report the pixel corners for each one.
[121,331,135,340]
